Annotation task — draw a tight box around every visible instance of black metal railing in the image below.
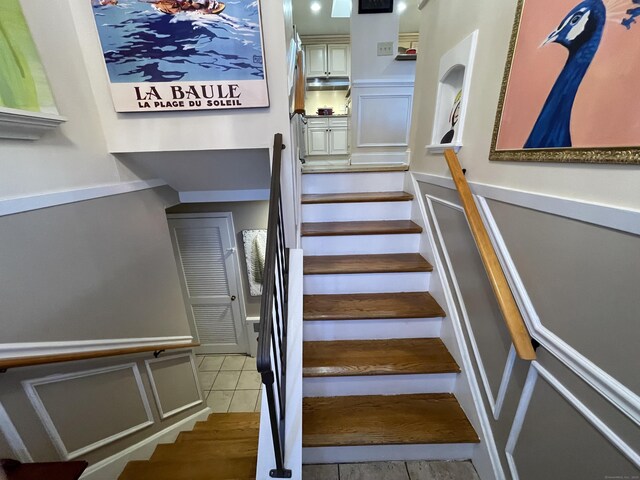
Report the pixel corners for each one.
[257,133,292,478]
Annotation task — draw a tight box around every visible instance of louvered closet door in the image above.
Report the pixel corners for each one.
[169,217,247,354]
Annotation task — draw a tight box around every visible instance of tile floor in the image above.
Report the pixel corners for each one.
[197,354,262,414]
[302,461,480,480]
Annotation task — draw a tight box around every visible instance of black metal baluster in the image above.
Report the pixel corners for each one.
[256,134,291,478]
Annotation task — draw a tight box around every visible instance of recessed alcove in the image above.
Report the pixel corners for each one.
[426,30,478,154]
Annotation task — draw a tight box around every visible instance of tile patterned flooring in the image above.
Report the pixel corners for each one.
[302,461,480,480]
[197,354,262,414]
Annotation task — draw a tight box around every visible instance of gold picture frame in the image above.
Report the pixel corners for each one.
[489,0,640,165]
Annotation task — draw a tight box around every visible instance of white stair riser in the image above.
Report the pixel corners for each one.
[304,272,431,294]
[302,234,420,255]
[302,444,476,465]
[303,317,443,341]
[302,172,405,194]
[303,373,457,398]
[302,201,412,222]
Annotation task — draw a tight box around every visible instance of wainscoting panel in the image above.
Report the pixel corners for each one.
[356,94,412,148]
[23,364,153,459]
[414,175,640,478]
[426,194,513,412]
[507,362,639,480]
[145,353,203,419]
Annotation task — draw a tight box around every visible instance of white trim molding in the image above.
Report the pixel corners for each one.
[506,362,640,480]
[477,196,640,427]
[144,353,204,420]
[80,407,211,480]
[0,107,67,141]
[425,194,514,421]
[0,401,33,462]
[409,175,505,480]
[416,173,640,426]
[0,179,167,218]
[23,363,154,460]
[178,189,270,203]
[0,336,194,361]
[412,172,640,236]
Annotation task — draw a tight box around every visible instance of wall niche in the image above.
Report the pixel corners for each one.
[427,30,478,154]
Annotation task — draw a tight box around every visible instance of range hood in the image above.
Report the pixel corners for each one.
[306,77,350,91]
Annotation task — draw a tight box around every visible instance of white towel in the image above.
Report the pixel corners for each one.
[242,229,267,296]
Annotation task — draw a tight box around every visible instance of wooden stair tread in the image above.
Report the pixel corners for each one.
[303,394,479,447]
[178,428,259,442]
[302,191,413,204]
[303,338,459,377]
[118,412,259,480]
[304,292,445,320]
[302,164,409,174]
[301,220,422,237]
[198,412,259,430]
[150,438,257,462]
[304,253,433,275]
[118,458,256,480]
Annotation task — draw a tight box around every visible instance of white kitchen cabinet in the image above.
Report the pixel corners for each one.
[306,44,328,78]
[327,45,350,77]
[305,44,350,78]
[329,127,349,155]
[306,117,350,156]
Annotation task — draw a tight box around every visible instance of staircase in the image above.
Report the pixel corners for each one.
[118,413,259,480]
[300,166,479,463]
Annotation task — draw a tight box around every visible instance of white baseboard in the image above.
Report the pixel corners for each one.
[350,152,408,165]
[302,443,475,465]
[303,373,457,398]
[80,407,211,480]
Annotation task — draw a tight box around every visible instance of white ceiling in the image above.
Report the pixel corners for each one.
[292,0,420,36]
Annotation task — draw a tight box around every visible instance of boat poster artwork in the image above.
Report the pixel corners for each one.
[89,0,269,112]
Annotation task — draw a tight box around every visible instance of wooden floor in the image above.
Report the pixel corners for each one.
[118,413,259,480]
[304,253,433,275]
[303,292,446,320]
[302,191,414,204]
[303,394,479,447]
[303,338,460,377]
[301,220,422,236]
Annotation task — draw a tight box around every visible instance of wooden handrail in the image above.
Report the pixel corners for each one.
[293,50,305,115]
[0,342,200,370]
[443,149,536,361]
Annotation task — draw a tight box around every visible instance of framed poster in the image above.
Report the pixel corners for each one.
[358,0,394,14]
[0,0,65,140]
[90,0,269,112]
[490,0,640,164]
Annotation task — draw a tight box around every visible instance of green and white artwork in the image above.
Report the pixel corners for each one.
[0,0,57,114]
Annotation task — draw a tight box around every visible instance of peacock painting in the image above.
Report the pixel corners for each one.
[525,0,606,148]
[491,0,640,163]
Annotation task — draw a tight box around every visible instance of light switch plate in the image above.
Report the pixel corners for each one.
[377,42,394,56]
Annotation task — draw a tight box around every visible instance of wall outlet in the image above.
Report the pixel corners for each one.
[377,42,394,56]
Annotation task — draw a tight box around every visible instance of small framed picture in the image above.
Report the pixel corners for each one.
[358,0,393,14]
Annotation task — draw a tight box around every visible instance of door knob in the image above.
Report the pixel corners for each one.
[231,295,236,301]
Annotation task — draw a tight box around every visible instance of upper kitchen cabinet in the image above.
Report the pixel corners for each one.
[305,44,350,78]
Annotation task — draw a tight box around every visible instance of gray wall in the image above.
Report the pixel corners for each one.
[0,187,190,342]
[166,201,270,318]
[418,181,640,479]
[0,188,206,468]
